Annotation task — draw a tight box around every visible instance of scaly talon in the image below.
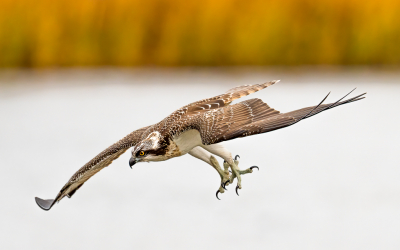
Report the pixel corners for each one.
[209,155,231,197]
[209,154,257,199]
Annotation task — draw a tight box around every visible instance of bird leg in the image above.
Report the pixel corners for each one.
[209,156,231,197]
[195,145,258,197]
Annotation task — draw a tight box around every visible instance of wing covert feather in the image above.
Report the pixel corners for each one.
[154,81,279,138]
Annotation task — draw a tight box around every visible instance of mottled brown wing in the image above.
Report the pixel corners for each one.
[156,80,279,136]
[191,98,280,144]
[35,125,151,211]
[191,92,366,145]
[184,80,279,115]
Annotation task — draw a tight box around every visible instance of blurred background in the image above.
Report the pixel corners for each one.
[1,0,400,67]
[1,1,399,250]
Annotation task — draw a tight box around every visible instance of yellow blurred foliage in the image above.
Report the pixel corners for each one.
[0,0,399,67]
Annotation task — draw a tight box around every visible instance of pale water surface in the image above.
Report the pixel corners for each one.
[0,68,399,250]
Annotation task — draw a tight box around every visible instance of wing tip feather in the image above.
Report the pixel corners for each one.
[35,197,56,211]
[264,79,280,87]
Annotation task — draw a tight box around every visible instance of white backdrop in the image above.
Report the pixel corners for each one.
[0,68,398,250]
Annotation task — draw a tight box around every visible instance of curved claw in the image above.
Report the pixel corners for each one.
[250,166,259,171]
[224,180,230,188]
[221,182,227,190]
[235,185,240,196]
[216,190,221,200]
[235,155,240,160]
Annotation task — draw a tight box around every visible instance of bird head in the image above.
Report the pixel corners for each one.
[129,131,166,167]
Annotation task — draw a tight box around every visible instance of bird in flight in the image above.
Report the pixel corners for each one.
[35,80,365,210]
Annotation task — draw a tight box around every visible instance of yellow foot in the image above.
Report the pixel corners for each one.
[210,156,232,200]
[224,155,259,196]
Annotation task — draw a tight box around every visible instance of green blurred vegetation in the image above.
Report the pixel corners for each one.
[0,0,399,67]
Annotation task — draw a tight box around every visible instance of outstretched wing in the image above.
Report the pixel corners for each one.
[35,125,151,211]
[156,80,279,136]
[191,90,366,145]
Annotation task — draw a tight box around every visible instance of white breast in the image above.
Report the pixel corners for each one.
[172,129,203,155]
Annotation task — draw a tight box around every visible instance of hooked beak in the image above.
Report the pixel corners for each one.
[129,157,136,168]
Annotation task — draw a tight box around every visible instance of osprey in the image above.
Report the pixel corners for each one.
[35,80,365,210]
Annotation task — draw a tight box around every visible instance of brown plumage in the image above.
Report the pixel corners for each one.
[35,80,365,210]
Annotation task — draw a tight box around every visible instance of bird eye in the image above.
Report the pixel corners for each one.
[139,151,145,156]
